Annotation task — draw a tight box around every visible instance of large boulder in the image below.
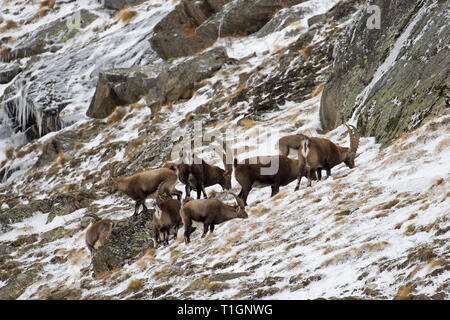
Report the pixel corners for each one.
[320,0,449,145]
[149,0,305,60]
[149,0,231,60]
[86,47,229,119]
[91,211,155,276]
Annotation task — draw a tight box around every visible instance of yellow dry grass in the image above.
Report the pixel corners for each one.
[0,19,17,32]
[126,279,143,292]
[311,83,325,97]
[114,9,138,23]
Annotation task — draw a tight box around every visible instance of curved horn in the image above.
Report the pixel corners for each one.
[348,124,359,153]
[228,191,245,209]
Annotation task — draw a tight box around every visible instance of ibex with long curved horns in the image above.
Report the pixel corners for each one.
[295,124,360,189]
[84,213,117,254]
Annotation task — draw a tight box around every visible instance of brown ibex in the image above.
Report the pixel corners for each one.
[110,166,182,216]
[181,192,247,244]
[84,213,116,254]
[153,185,182,247]
[177,152,232,199]
[295,124,360,189]
[278,133,309,156]
[234,155,314,206]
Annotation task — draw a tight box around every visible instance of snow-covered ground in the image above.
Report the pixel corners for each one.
[0,0,448,300]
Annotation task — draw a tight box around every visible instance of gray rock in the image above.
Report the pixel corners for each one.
[86,47,229,119]
[3,9,98,62]
[0,200,52,233]
[35,130,79,166]
[320,0,449,145]
[256,7,305,38]
[103,0,143,10]
[0,62,22,84]
[149,0,229,60]
[91,211,155,276]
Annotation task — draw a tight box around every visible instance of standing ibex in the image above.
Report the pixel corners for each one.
[110,166,182,216]
[84,213,116,254]
[181,192,247,244]
[153,185,182,247]
[177,152,232,199]
[295,124,360,189]
[234,155,313,206]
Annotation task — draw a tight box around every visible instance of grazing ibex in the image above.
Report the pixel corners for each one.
[234,155,313,206]
[177,152,232,199]
[153,185,182,247]
[110,166,182,216]
[295,124,360,189]
[278,133,309,156]
[84,213,116,254]
[181,192,247,244]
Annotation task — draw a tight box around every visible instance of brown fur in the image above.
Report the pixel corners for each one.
[278,134,309,156]
[234,155,312,205]
[181,193,247,244]
[153,191,182,247]
[111,167,182,215]
[84,213,116,254]
[177,153,232,199]
[295,124,360,189]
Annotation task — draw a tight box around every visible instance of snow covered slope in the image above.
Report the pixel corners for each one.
[0,0,448,300]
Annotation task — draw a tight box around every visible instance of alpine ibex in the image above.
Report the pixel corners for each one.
[84,213,116,254]
[110,166,182,215]
[234,155,313,205]
[153,185,182,247]
[295,124,360,189]
[177,152,232,199]
[180,192,247,244]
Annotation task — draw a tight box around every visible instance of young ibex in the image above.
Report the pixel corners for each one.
[278,133,309,156]
[153,185,182,247]
[84,213,116,254]
[234,155,313,206]
[110,166,182,215]
[177,152,232,199]
[295,124,360,189]
[181,192,247,244]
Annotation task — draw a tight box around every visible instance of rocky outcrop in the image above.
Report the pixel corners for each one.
[149,0,231,60]
[36,130,79,167]
[0,62,22,84]
[86,47,229,119]
[320,0,449,145]
[2,9,98,62]
[91,211,154,276]
[150,0,305,60]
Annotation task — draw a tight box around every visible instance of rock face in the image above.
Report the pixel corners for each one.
[86,47,229,118]
[102,0,143,10]
[2,10,98,62]
[150,0,305,60]
[320,0,449,145]
[91,211,154,276]
[0,62,22,84]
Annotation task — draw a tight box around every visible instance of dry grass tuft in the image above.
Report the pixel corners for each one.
[114,9,138,23]
[237,118,259,129]
[107,107,126,124]
[311,83,325,97]
[301,43,319,58]
[56,152,67,165]
[0,19,17,32]
[4,146,14,160]
[126,279,143,292]
[0,46,11,59]
[435,137,450,153]
[394,284,413,300]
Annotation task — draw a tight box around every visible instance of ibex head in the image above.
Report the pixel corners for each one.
[228,192,248,219]
[344,124,360,169]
